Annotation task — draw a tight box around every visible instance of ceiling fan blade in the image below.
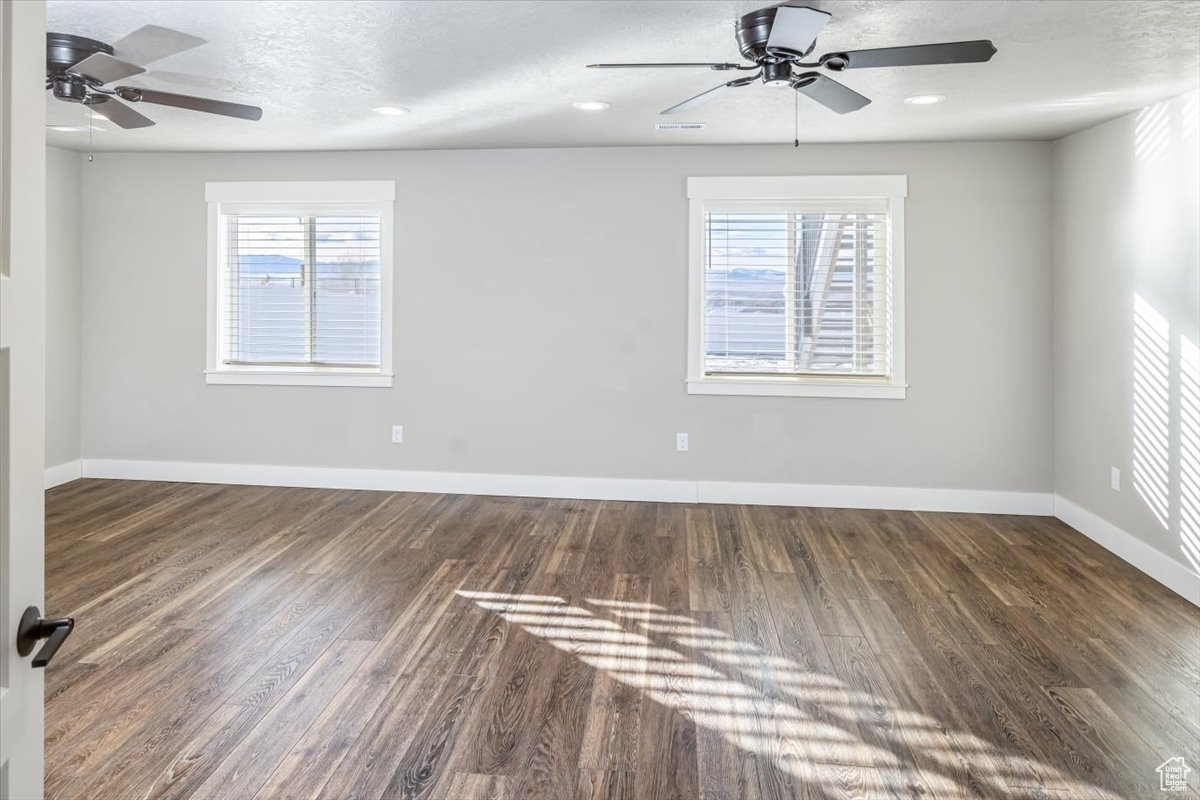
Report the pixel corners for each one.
[823,40,997,70]
[792,72,870,114]
[766,5,832,58]
[588,62,753,70]
[67,52,145,85]
[88,97,155,129]
[116,87,263,121]
[661,74,759,115]
[112,24,206,65]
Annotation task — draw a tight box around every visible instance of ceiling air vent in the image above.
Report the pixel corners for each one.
[654,122,706,131]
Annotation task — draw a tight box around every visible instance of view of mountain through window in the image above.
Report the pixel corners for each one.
[704,207,891,377]
[223,214,382,367]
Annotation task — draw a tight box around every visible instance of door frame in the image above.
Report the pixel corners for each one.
[0,0,49,798]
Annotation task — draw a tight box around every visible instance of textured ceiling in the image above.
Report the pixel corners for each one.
[45,0,1200,152]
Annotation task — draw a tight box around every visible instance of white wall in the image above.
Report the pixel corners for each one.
[1053,91,1200,583]
[45,146,81,473]
[75,142,1054,497]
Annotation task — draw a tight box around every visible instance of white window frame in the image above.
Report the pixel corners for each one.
[686,175,907,399]
[204,181,395,387]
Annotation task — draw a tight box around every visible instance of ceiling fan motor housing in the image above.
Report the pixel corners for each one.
[735,7,778,61]
[46,32,114,104]
[51,78,86,102]
[46,32,111,79]
[762,61,793,86]
[737,6,819,61]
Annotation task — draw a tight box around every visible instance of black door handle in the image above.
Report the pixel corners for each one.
[17,606,75,668]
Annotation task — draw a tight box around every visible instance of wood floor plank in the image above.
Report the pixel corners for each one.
[253,559,479,800]
[436,773,511,800]
[578,573,653,771]
[1012,606,1200,754]
[869,639,997,798]
[141,703,264,800]
[686,506,731,613]
[822,634,932,798]
[509,602,601,799]
[691,611,762,800]
[1046,686,1200,798]
[190,638,376,800]
[633,533,699,800]
[543,502,601,576]
[869,579,1063,792]
[46,571,343,798]
[442,610,564,778]
[957,644,1119,796]
[576,769,636,800]
[42,480,1199,800]
[779,511,864,637]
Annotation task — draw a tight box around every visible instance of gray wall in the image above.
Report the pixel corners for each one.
[1053,91,1200,569]
[45,146,82,469]
[78,142,1054,490]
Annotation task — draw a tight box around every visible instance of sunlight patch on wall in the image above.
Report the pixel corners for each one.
[1133,295,1171,528]
[1135,101,1171,163]
[1126,90,1199,577]
[1181,91,1199,143]
[1180,335,1200,573]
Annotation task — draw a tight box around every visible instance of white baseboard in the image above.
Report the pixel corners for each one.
[78,458,1053,515]
[80,459,699,503]
[700,481,1054,514]
[1054,495,1200,606]
[44,459,83,489]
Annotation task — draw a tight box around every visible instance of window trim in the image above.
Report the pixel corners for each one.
[204,181,395,388]
[686,175,907,399]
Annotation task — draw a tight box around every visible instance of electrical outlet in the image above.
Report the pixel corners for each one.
[391,425,404,444]
[1111,467,1120,491]
[676,433,689,452]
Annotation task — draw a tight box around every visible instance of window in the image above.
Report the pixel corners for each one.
[205,181,394,387]
[687,176,906,398]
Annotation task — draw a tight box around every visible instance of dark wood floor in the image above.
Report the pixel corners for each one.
[43,479,1199,800]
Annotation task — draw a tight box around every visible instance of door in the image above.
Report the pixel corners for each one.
[0,1,48,798]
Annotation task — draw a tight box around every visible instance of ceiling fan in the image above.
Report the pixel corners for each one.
[46,25,262,129]
[588,3,996,115]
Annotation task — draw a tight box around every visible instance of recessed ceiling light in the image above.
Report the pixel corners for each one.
[904,94,946,105]
[572,101,610,111]
[46,124,103,133]
[372,106,410,116]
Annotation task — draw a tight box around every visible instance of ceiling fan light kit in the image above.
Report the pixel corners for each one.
[45,27,263,130]
[588,2,996,117]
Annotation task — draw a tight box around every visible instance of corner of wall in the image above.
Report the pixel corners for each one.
[1049,90,1200,606]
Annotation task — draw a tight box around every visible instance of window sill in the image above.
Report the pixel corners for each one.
[205,370,394,388]
[686,377,906,399]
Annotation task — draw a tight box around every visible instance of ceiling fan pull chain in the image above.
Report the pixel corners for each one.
[794,90,799,148]
[84,104,94,162]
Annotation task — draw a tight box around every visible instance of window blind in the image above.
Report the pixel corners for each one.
[702,200,892,378]
[221,212,382,369]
